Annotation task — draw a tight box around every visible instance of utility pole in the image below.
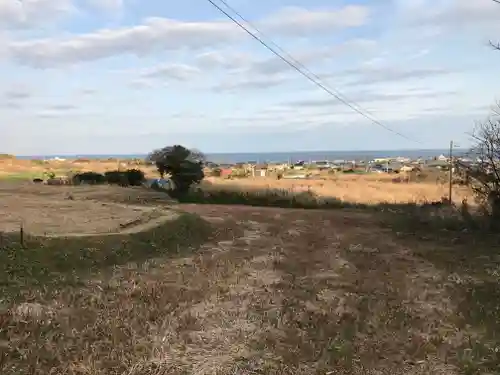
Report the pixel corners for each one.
[448,140,453,204]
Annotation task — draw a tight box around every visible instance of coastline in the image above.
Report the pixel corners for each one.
[11,148,469,164]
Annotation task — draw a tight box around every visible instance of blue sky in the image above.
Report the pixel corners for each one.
[1,0,500,155]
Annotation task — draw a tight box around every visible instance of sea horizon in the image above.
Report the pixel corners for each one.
[13,148,469,164]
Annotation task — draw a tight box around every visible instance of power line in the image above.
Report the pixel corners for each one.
[205,0,421,144]
[216,0,377,118]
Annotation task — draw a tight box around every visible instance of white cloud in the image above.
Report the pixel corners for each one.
[3,86,32,100]
[47,103,77,110]
[2,4,370,67]
[214,73,290,91]
[193,39,376,91]
[345,67,453,87]
[287,89,458,109]
[140,63,201,81]
[194,50,251,70]
[78,88,97,95]
[0,0,76,29]
[85,0,123,13]
[5,17,242,67]
[395,0,500,29]
[260,5,369,35]
[242,39,376,76]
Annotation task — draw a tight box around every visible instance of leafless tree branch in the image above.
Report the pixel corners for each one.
[489,40,500,50]
[491,0,500,50]
[461,105,500,221]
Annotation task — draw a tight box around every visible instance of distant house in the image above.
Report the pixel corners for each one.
[426,160,450,169]
[437,154,449,161]
[255,169,267,177]
[220,168,233,177]
[312,160,333,170]
[400,165,421,172]
[291,161,306,170]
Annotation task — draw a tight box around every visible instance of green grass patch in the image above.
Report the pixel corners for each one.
[0,172,42,181]
[0,213,212,303]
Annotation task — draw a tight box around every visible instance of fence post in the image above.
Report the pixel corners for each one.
[20,223,25,248]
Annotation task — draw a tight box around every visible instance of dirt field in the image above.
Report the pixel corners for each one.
[0,182,175,235]
[1,203,498,374]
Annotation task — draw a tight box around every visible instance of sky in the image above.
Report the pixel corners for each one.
[1,0,500,155]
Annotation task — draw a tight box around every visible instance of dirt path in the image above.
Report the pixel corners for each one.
[2,205,483,374]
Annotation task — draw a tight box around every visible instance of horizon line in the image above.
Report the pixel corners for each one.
[11,147,469,157]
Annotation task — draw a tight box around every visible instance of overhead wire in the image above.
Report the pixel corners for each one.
[205,0,422,144]
[216,0,377,118]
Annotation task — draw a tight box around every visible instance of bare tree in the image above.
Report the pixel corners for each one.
[465,105,500,222]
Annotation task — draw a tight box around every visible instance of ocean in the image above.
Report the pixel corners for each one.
[17,149,468,164]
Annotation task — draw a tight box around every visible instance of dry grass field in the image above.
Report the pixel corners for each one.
[0,157,473,205]
[0,160,498,374]
[0,158,157,180]
[205,174,472,205]
[0,183,176,236]
[0,195,498,374]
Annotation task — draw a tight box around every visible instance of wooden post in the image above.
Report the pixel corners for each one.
[20,223,25,248]
[448,140,453,204]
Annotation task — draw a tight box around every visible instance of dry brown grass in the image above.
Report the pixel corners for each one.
[1,159,472,205]
[0,158,158,179]
[205,174,472,205]
[0,161,497,374]
[0,183,176,235]
[1,201,498,374]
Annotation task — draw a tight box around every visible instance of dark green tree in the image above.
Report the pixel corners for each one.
[147,145,205,196]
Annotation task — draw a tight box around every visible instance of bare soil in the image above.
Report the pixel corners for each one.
[0,182,176,235]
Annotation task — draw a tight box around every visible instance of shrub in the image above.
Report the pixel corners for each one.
[43,171,56,179]
[73,171,106,184]
[125,168,145,186]
[104,170,123,185]
[104,169,145,186]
